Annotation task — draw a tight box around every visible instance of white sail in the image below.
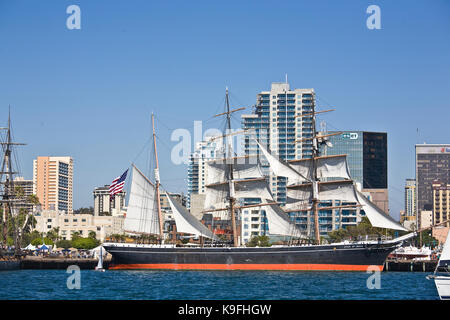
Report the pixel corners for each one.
[285,180,358,211]
[285,184,312,212]
[289,155,351,182]
[235,179,273,201]
[318,180,359,202]
[356,190,407,231]
[96,247,103,269]
[317,155,351,180]
[124,165,161,235]
[439,229,450,264]
[166,194,218,240]
[204,183,229,211]
[206,156,263,185]
[255,139,310,183]
[204,178,274,211]
[264,203,305,238]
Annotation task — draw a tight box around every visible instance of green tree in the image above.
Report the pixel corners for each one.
[71,237,99,250]
[246,235,271,247]
[71,231,81,241]
[88,231,97,239]
[31,237,54,246]
[46,227,60,242]
[56,239,72,249]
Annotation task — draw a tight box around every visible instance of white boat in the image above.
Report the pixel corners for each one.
[94,246,106,272]
[427,229,450,300]
[389,245,432,261]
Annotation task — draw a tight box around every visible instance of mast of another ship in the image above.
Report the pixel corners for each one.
[0,110,25,252]
[152,113,164,244]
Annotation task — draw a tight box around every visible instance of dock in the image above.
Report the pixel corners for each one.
[384,260,437,272]
[20,256,111,270]
[0,260,21,271]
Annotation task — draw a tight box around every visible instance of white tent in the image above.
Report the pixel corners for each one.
[24,244,36,251]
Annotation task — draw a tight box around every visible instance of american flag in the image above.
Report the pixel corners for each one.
[109,169,128,196]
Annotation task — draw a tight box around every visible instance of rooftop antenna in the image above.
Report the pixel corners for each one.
[285,73,288,84]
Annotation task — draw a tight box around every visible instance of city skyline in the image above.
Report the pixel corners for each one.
[1,1,449,220]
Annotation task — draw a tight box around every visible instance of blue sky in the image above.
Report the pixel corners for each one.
[0,0,449,219]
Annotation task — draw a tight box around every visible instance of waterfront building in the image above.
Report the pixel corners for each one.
[33,156,73,214]
[12,176,34,213]
[432,180,450,226]
[405,179,416,218]
[93,185,125,216]
[33,210,124,242]
[415,144,450,228]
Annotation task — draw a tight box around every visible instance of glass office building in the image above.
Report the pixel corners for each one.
[323,131,387,189]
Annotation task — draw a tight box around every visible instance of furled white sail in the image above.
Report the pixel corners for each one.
[166,194,218,240]
[289,155,351,182]
[264,203,305,238]
[255,140,309,183]
[356,190,407,231]
[124,166,161,235]
[206,156,263,185]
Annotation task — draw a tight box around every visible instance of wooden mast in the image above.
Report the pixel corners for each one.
[311,97,321,245]
[152,113,164,243]
[225,88,239,247]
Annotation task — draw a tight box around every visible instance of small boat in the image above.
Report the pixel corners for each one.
[94,246,106,272]
[427,229,450,300]
[389,245,432,261]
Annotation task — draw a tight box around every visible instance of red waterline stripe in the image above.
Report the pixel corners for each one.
[109,263,383,271]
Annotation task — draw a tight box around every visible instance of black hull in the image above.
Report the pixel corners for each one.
[103,242,397,271]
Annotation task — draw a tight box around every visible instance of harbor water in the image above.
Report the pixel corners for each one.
[0,269,440,300]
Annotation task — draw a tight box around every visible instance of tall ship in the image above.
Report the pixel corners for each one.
[103,89,415,271]
[0,110,33,270]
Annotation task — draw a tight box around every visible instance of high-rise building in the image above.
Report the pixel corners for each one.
[323,131,388,213]
[93,185,125,216]
[416,144,450,228]
[33,156,73,214]
[405,179,416,218]
[242,82,315,205]
[187,140,221,208]
[432,180,450,226]
[241,82,315,240]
